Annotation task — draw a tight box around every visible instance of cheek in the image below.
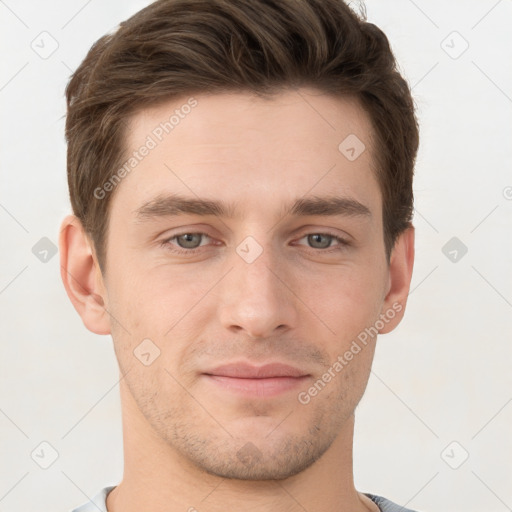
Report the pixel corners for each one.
[105,266,213,378]
[296,264,386,337]
[106,263,194,334]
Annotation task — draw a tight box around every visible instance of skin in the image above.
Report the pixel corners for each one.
[60,87,414,512]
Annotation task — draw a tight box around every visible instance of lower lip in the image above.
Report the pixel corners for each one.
[203,375,310,398]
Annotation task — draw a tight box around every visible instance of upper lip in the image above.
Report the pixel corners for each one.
[204,362,309,379]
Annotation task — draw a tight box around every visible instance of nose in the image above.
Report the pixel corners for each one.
[217,240,299,339]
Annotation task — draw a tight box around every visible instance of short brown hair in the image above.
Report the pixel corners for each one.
[65,0,419,272]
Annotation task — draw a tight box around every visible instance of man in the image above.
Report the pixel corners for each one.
[60,0,419,511]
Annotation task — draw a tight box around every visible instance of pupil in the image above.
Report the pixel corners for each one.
[310,234,330,249]
[180,233,200,248]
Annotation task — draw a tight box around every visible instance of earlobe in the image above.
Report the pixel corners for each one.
[378,226,415,334]
[59,215,111,335]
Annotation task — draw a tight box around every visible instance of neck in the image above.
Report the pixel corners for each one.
[107,376,377,512]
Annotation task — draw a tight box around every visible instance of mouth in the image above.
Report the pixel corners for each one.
[202,362,311,398]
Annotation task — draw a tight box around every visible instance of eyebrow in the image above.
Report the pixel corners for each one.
[133,193,371,222]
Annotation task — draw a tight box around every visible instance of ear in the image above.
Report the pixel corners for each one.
[59,214,111,335]
[378,226,415,334]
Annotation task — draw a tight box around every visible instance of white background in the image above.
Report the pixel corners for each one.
[1,1,511,511]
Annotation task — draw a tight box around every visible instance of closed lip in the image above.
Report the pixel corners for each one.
[203,362,309,379]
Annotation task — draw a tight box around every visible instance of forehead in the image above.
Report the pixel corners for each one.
[113,88,380,220]
[125,88,374,154]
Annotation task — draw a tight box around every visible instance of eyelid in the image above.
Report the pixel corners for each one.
[162,231,214,252]
[160,228,351,256]
[293,231,351,249]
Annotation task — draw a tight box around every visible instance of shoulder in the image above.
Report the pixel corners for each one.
[364,492,421,512]
[69,486,116,512]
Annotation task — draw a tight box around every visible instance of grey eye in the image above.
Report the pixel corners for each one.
[307,234,333,249]
[176,233,203,248]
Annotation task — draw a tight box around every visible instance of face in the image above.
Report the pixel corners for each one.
[99,88,393,480]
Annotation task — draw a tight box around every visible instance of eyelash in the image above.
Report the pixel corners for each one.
[159,231,351,256]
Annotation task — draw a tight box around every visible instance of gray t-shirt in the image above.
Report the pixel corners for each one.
[70,486,420,512]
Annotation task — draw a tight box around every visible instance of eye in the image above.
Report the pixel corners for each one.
[160,232,214,255]
[174,233,207,249]
[159,230,350,256]
[295,232,350,251]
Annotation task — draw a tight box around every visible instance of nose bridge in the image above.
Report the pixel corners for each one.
[239,239,279,293]
[234,235,284,305]
[217,235,297,337]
